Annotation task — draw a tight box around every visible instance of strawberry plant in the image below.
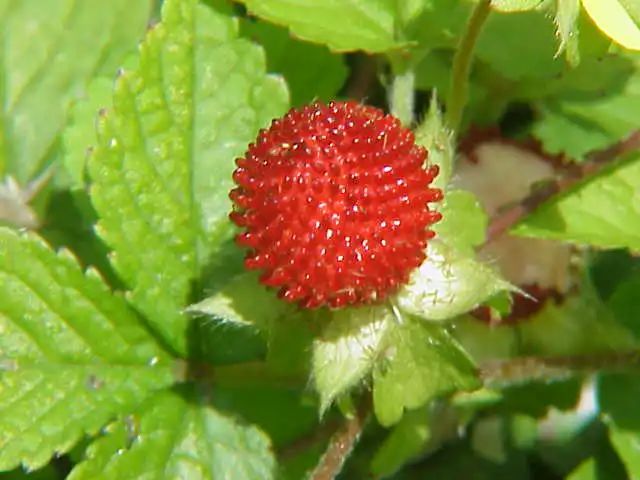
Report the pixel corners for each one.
[3,0,640,478]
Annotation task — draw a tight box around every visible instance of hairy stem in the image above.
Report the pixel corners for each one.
[389,63,415,126]
[445,0,492,133]
[278,418,340,461]
[486,129,640,243]
[480,350,640,387]
[309,394,372,480]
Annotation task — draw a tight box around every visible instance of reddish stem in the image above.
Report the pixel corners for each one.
[309,395,372,480]
[486,130,640,243]
[480,350,640,386]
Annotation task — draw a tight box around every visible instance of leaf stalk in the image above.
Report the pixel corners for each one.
[445,0,492,133]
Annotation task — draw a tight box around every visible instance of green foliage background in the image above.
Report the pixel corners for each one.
[2,0,640,478]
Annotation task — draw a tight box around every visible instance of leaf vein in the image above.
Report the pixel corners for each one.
[122,78,188,213]
[0,267,108,361]
[0,372,45,419]
[0,375,81,451]
[0,307,57,360]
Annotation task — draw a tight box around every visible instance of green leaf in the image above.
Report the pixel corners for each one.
[598,374,640,431]
[414,93,455,190]
[0,227,174,471]
[491,0,545,11]
[608,276,640,338]
[186,272,291,365]
[189,273,314,371]
[532,60,640,159]
[588,249,640,301]
[371,407,431,477]
[394,241,512,321]
[415,7,622,129]
[532,104,613,159]
[0,464,62,480]
[514,155,640,250]
[568,458,599,480]
[555,0,581,66]
[237,0,402,52]
[62,78,116,189]
[69,387,276,480]
[312,305,393,414]
[211,384,318,449]
[187,272,291,329]
[372,319,479,426]
[581,0,640,50]
[477,9,563,81]
[452,315,519,362]
[266,311,315,376]
[542,54,634,99]
[609,428,640,480]
[38,190,120,289]
[88,0,288,353]
[397,0,427,25]
[433,190,487,253]
[208,385,321,480]
[419,7,566,127]
[456,284,635,363]
[566,436,629,480]
[188,315,267,365]
[404,0,473,50]
[0,0,152,183]
[517,287,637,356]
[240,20,348,106]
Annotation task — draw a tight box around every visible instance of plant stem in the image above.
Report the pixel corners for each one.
[486,129,640,243]
[445,0,492,133]
[479,350,640,387]
[389,63,415,126]
[278,418,341,461]
[309,394,372,480]
[345,54,379,101]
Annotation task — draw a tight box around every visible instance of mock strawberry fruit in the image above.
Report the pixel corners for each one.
[230,101,442,309]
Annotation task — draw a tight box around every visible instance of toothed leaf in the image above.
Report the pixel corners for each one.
[514,155,640,250]
[0,227,173,472]
[69,387,276,480]
[187,272,291,329]
[533,68,640,159]
[88,0,288,353]
[312,306,393,414]
[415,94,455,190]
[372,319,479,426]
[236,0,402,52]
[555,0,581,66]
[395,241,513,321]
[62,78,116,189]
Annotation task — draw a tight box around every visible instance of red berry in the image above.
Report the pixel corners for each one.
[229,101,442,309]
